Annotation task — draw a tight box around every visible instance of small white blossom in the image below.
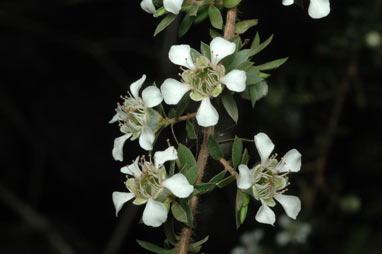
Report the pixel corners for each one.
[110,74,163,160]
[112,147,194,227]
[163,0,184,15]
[282,0,294,6]
[140,0,157,16]
[308,0,330,19]
[236,132,302,225]
[161,37,247,127]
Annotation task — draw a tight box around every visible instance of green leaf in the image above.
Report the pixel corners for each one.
[169,160,175,176]
[163,219,177,246]
[188,235,209,253]
[223,0,242,8]
[179,14,195,37]
[208,5,223,30]
[250,34,273,56]
[208,170,227,184]
[180,164,199,184]
[241,148,250,165]
[208,135,224,160]
[194,6,209,24]
[193,183,216,195]
[154,14,177,37]
[137,240,177,254]
[168,108,176,119]
[189,3,199,16]
[235,19,258,34]
[178,144,197,169]
[179,199,193,226]
[232,136,243,169]
[216,175,235,188]
[171,201,192,226]
[186,120,197,140]
[254,57,288,71]
[235,190,250,229]
[226,49,252,71]
[221,94,239,123]
[249,84,257,108]
[175,92,190,118]
[200,41,211,60]
[209,28,222,39]
[246,72,263,85]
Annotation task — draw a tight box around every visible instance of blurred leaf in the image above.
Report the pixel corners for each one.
[254,57,288,71]
[193,183,216,195]
[179,14,195,37]
[189,3,199,16]
[208,135,224,160]
[137,240,177,254]
[164,220,177,246]
[169,160,175,176]
[223,0,242,8]
[235,19,258,34]
[208,5,223,30]
[246,72,263,85]
[194,6,209,24]
[216,175,235,188]
[188,235,209,253]
[249,84,257,108]
[154,14,177,36]
[232,136,243,169]
[186,120,197,140]
[241,148,250,165]
[221,94,239,123]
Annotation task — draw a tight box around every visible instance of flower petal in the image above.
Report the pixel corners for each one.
[163,0,183,15]
[278,149,302,173]
[210,37,236,65]
[221,70,247,92]
[142,86,163,108]
[142,199,168,227]
[140,0,157,15]
[196,98,219,127]
[139,127,155,151]
[254,132,275,165]
[308,0,330,19]
[282,0,294,6]
[237,164,253,189]
[109,112,119,124]
[154,146,178,168]
[112,191,134,217]
[130,74,146,99]
[274,194,301,219]
[112,133,132,161]
[161,78,190,105]
[168,44,195,69]
[121,156,142,177]
[163,173,194,198]
[255,200,276,225]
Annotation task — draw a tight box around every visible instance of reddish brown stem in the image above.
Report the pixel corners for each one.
[219,158,238,178]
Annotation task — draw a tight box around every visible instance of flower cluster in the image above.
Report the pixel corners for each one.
[282,0,331,19]
[112,146,194,227]
[237,132,302,225]
[161,37,247,127]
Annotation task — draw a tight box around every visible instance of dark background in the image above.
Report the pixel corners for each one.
[1,0,381,253]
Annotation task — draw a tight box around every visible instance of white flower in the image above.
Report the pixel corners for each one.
[308,0,330,19]
[140,0,157,16]
[282,0,294,6]
[110,74,163,160]
[112,146,194,227]
[163,0,184,15]
[161,37,247,127]
[236,132,302,225]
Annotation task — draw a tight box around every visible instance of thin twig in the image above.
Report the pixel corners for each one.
[219,158,238,178]
[166,112,197,125]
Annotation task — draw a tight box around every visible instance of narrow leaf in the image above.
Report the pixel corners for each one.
[241,148,250,165]
[137,240,176,254]
[232,136,243,169]
[179,14,195,37]
[249,84,257,108]
[188,235,209,253]
[208,170,227,184]
[250,34,273,56]
[193,183,216,195]
[175,92,190,118]
[208,135,224,160]
[163,220,177,246]
[221,94,239,123]
[254,57,288,71]
[189,3,199,16]
[223,0,242,8]
[216,175,236,188]
[235,19,258,34]
[208,5,223,30]
[194,6,209,24]
[154,14,177,37]
[209,29,222,39]
[186,120,197,140]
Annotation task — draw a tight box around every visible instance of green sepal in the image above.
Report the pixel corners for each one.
[208,5,223,30]
[216,175,236,188]
[223,0,242,8]
[193,183,216,195]
[232,136,243,169]
[186,120,197,140]
[208,135,224,160]
[188,235,209,254]
[136,240,177,254]
[154,14,177,37]
[235,19,258,34]
[221,93,239,123]
[178,143,197,169]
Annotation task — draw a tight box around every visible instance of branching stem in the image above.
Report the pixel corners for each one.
[165,112,197,125]
[219,158,238,178]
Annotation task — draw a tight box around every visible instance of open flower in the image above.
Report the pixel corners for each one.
[161,37,247,127]
[236,132,302,225]
[308,0,330,19]
[109,74,163,160]
[112,146,194,227]
[140,0,184,16]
